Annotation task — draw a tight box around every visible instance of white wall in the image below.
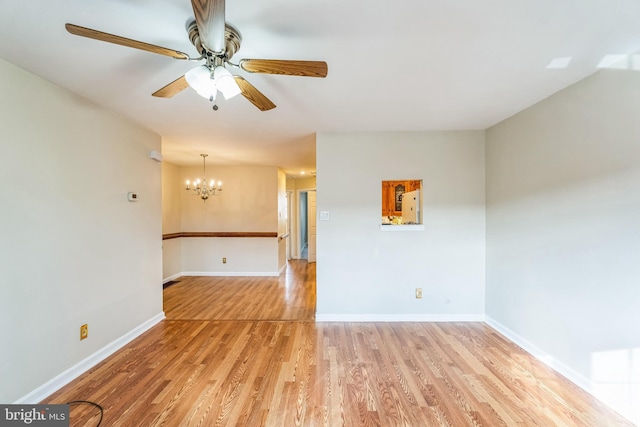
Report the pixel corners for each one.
[486,65,640,423]
[316,131,486,320]
[0,58,163,402]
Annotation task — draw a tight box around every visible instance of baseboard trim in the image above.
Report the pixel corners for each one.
[15,312,166,404]
[484,316,594,393]
[162,273,182,284]
[163,269,291,282]
[486,316,638,425]
[180,271,279,277]
[315,314,485,322]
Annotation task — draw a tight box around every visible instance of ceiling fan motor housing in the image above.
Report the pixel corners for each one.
[187,19,242,60]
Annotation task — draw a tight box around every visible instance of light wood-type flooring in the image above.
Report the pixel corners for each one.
[45,260,633,426]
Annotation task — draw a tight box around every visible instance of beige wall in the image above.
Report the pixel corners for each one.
[287,176,317,191]
[277,169,287,270]
[0,58,163,403]
[162,161,182,234]
[162,161,182,280]
[180,165,278,232]
[162,164,283,277]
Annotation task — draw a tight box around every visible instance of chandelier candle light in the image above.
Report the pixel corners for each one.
[185,154,223,201]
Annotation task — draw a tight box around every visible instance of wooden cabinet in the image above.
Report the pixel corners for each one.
[382,180,421,216]
[382,181,395,216]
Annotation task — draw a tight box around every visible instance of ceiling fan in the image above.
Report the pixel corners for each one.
[65,0,328,111]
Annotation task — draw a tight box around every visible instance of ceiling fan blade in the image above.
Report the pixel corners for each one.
[234,76,276,111]
[152,76,189,98]
[239,59,328,78]
[191,0,225,53]
[65,23,190,60]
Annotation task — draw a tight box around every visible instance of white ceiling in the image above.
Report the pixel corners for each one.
[2,0,640,177]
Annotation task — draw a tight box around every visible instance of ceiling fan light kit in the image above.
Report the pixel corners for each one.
[65,0,328,111]
[212,66,241,100]
[185,65,217,99]
[184,63,241,102]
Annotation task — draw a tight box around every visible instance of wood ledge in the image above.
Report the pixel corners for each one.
[162,231,278,240]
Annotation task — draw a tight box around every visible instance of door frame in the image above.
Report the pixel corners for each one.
[295,187,316,259]
[286,190,293,260]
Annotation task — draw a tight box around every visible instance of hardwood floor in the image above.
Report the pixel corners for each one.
[163,261,316,321]
[45,260,633,426]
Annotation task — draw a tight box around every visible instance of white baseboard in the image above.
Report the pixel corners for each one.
[315,313,485,322]
[180,271,279,277]
[162,273,182,284]
[15,312,166,404]
[486,317,640,425]
[484,316,594,393]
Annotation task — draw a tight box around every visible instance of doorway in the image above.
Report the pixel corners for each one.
[296,188,316,262]
[307,190,316,263]
[300,192,308,259]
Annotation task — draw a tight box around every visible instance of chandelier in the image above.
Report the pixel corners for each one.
[185,154,223,201]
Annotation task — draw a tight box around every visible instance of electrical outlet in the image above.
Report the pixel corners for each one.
[80,324,88,340]
[222,257,227,264]
[415,288,422,299]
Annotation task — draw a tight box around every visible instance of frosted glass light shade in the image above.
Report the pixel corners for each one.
[213,66,241,100]
[185,65,217,100]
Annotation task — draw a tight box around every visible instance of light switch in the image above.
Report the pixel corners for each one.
[319,211,330,221]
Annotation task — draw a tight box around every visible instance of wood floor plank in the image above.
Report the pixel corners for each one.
[43,260,635,426]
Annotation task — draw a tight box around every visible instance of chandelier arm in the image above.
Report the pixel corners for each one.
[184,154,222,202]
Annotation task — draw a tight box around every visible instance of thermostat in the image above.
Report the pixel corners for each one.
[127,192,139,202]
